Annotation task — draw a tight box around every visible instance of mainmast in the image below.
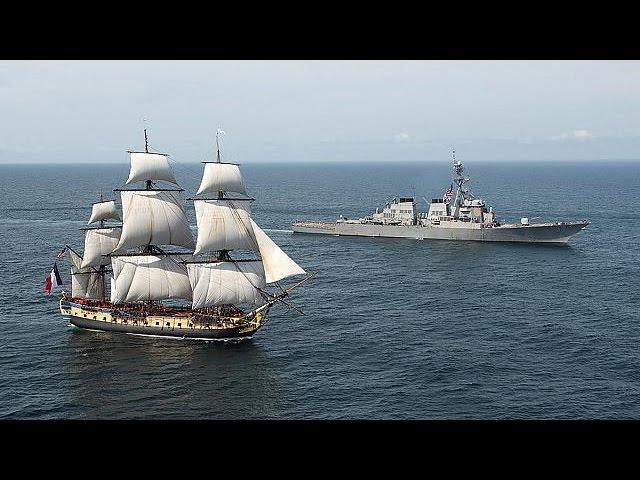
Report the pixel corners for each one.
[216,128,224,200]
[144,129,152,191]
[115,128,191,252]
[216,129,222,164]
[109,129,195,305]
[217,129,226,259]
[144,129,153,249]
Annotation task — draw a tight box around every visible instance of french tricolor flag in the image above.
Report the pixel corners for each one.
[44,262,63,295]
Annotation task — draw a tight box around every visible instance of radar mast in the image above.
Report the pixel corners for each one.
[450,149,474,219]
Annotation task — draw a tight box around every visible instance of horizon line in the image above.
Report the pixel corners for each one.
[2,158,640,166]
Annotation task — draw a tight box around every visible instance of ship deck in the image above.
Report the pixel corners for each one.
[60,298,267,339]
[291,219,589,243]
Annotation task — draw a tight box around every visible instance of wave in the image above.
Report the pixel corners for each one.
[263,228,294,234]
[0,218,85,226]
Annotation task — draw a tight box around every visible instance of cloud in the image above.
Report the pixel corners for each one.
[393,132,410,142]
[552,129,593,141]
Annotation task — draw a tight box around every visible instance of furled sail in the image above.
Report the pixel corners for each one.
[250,220,306,283]
[193,199,257,254]
[88,200,121,225]
[81,227,121,268]
[115,190,194,251]
[187,261,266,309]
[196,163,247,196]
[111,254,192,304]
[126,152,178,185]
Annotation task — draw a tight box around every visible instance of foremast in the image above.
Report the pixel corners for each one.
[87,193,120,301]
[67,189,123,301]
[97,194,107,301]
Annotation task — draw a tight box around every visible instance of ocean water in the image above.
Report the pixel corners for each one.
[0,160,639,419]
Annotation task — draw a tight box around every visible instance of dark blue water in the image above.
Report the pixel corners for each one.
[1,160,639,419]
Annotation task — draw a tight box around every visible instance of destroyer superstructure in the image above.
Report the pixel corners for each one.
[292,153,588,243]
[58,129,312,340]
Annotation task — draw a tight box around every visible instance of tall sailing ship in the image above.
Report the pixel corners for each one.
[58,130,313,340]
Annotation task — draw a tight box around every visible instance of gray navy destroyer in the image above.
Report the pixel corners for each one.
[292,154,588,244]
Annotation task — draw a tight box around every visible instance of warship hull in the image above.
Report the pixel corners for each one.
[291,221,588,244]
[60,299,266,340]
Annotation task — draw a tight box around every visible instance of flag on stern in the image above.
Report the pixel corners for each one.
[44,262,63,294]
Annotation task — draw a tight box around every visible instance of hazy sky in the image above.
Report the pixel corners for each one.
[1,60,639,164]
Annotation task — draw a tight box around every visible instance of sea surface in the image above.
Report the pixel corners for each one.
[0,160,638,419]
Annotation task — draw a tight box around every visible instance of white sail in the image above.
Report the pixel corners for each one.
[126,152,178,185]
[88,200,121,225]
[72,272,105,299]
[193,199,257,254]
[110,276,117,304]
[250,220,306,283]
[66,247,105,299]
[188,261,266,309]
[81,227,121,268]
[196,163,247,196]
[115,190,194,251]
[111,254,192,304]
[67,248,85,273]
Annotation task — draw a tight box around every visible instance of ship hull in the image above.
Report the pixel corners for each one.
[68,316,256,339]
[292,221,588,244]
[60,300,266,340]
